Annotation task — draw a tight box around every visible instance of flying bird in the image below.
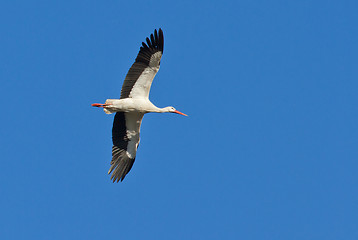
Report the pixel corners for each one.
[92,29,187,182]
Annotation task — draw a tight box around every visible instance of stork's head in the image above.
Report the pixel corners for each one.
[165,106,188,116]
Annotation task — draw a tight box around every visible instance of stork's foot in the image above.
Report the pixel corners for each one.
[91,103,110,108]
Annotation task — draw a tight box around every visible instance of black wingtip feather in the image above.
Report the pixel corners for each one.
[141,42,149,49]
[109,146,136,183]
[158,28,164,52]
[135,28,164,64]
[146,37,152,48]
[150,34,155,47]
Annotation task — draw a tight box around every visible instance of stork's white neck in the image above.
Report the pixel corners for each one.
[156,106,173,113]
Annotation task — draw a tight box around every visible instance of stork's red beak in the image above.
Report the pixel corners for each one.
[173,110,188,116]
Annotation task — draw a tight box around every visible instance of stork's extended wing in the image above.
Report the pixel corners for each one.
[120,29,164,99]
[108,112,144,182]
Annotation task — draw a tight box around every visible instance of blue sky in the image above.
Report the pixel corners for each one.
[1,0,357,239]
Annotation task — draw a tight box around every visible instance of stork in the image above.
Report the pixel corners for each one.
[92,29,187,182]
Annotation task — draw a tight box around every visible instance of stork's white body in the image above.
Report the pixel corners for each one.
[92,29,186,182]
[103,98,163,114]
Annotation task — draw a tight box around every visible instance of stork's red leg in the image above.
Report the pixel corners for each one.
[91,103,109,107]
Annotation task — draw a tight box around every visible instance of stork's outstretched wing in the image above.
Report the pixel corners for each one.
[120,29,164,99]
[108,112,144,182]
